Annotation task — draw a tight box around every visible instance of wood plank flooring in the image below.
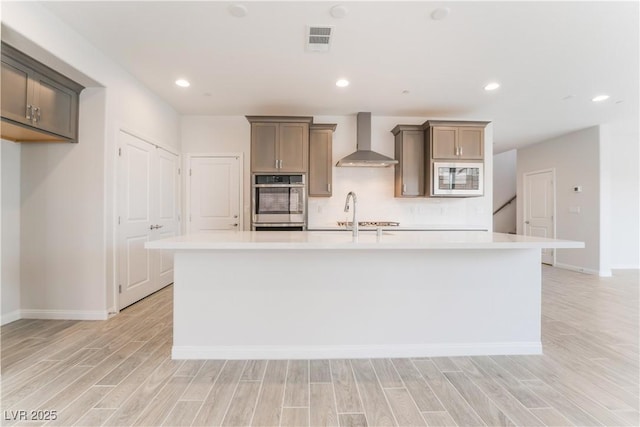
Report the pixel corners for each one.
[1,267,638,426]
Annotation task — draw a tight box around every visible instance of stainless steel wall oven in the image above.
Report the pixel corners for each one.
[252,174,307,230]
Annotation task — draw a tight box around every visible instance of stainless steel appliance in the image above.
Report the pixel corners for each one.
[432,162,484,197]
[252,174,307,230]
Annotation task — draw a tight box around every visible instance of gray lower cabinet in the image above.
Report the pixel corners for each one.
[247,116,312,173]
[1,43,83,143]
[309,124,336,197]
[392,125,424,197]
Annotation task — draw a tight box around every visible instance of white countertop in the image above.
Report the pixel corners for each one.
[308,224,488,231]
[146,230,584,251]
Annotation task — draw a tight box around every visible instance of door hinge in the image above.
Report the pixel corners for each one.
[118,148,122,157]
[118,216,121,225]
[189,169,192,176]
[189,214,192,222]
[118,285,122,294]
[178,168,181,175]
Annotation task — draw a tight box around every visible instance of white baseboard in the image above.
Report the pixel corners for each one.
[611,265,640,270]
[20,309,109,321]
[172,342,543,360]
[554,262,603,276]
[1,310,22,325]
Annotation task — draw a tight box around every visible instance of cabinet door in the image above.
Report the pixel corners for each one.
[278,123,308,172]
[309,129,332,196]
[251,123,279,172]
[458,127,484,159]
[1,57,34,126]
[399,130,424,196]
[431,126,458,159]
[31,72,78,139]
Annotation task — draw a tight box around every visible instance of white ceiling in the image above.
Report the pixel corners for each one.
[40,1,638,152]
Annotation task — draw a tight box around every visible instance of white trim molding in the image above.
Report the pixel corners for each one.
[20,309,109,321]
[555,262,610,277]
[172,342,543,360]
[1,310,22,325]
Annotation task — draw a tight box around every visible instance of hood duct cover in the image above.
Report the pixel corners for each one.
[336,112,399,167]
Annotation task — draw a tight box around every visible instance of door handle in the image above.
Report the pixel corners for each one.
[232,223,239,227]
[233,215,238,218]
[150,224,164,230]
[525,220,530,224]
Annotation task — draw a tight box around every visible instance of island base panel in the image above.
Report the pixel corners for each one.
[172,249,542,359]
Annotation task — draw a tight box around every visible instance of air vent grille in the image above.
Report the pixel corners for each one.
[306,26,333,52]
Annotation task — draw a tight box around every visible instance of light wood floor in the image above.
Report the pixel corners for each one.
[1,267,638,426]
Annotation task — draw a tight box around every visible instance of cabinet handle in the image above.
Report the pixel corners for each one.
[327,183,331,192]
[459,147,463,156]
[275,159,279,169]
[402,184,407,194]
[26,105,33,121]
[279,160,283,169]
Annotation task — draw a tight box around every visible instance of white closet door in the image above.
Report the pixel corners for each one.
[118,130,179,310]
[188,156,241,232]
[155,148,179,287]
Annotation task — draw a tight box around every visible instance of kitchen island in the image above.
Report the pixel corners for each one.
[146,231,583,360]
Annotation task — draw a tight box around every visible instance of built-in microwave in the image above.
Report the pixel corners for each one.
[251,174,307,230]
[432,162,484,197]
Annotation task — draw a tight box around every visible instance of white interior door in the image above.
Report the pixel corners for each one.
[118,131,179,309]
[155,148,179,287]
[524,169,555,265]
[188,155,241,232]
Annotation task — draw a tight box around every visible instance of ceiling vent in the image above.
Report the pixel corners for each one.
[306,26,333,52]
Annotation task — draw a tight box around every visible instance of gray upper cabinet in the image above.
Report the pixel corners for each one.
[1,43,83,143]
[247,116,312,173]
[309,124,336,197]
[392,125,424,197]
[424,121,488,160]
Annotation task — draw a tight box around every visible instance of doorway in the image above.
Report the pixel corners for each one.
[523,169,556,265]
[186,154,242,232]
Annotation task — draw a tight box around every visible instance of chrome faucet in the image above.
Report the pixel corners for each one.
[344,191,358,237]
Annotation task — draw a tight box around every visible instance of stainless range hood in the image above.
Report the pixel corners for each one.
[336,112,399,167]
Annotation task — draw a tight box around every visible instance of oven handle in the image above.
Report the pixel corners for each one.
[252,223,306,227]
[252,184,306,188]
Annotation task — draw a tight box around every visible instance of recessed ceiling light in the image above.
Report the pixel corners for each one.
[175,79,190,88]
[229,4,248,18]
[431,7,450,20]
[592,95,610,102]
[484,82,500,91]
[330,5,349,19]
[336,79,349,88]
[402,90,410,94]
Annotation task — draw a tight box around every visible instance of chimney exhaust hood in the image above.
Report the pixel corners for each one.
[336,112,399,167]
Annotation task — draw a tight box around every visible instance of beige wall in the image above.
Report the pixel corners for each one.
[1,140,21,324]
[517,126,604,275]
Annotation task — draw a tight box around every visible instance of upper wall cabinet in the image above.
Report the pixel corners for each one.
[309,123,336,197]
[391,125,424,197]
[1,43,84,143]
[424,120,489,160]
[247,116,312,173]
